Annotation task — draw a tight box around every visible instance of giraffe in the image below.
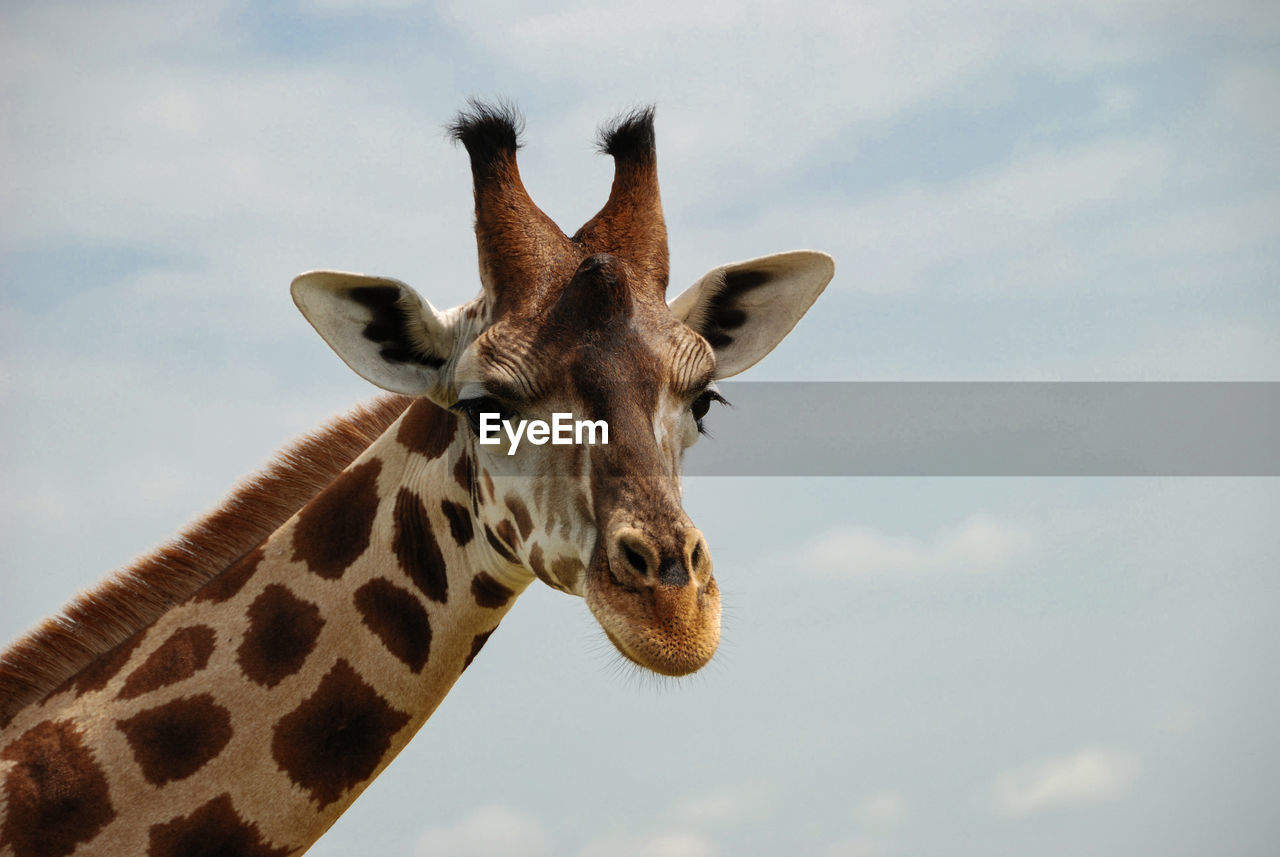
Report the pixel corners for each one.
[0,102,834,857]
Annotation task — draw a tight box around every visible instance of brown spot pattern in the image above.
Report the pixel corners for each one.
[396,400,457,458]
[237,585,323,688]
[0,396,412,730]
[504,496,534,540]
[471,572,515,609]
[496,519,521,553]
[393,488,449,604]
[552,557,582,590]
[194,546,264,604]
[291,458,382,579]
[117,694,233,786]
[528,543,549,584]
[147,794,288,857]
[440,499,474,547]
[0,719,116,857]
[483,525,519,564]
[463,629,495,671]
[271,659,410,808]
[574,491,592,526]
[354,579,432,673]
[117,625,216,701]
[69,630,145,696]
[452,453,472,490]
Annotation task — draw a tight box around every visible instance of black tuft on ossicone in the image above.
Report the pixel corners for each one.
[448,99,523,176]
[597,106,656,163]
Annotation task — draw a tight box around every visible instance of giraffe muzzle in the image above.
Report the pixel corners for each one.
[585,525,721,676]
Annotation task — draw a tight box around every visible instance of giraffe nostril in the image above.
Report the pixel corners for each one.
[690,540,704,570]
[622,544,649,577]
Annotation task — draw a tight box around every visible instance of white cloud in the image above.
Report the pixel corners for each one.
[579,830,718,857]
[665,782,772,828]
[301,0,425,12]
[1082,318,1280,381]
[7,1,1277,346]
[818,839,894,857]
[800,514,1036,577]
[693,133,1180,297]
[811,790,907,857]
[853,790,907,828]
[992,748,1138,815]
[2,7,476,316]
[427,0,1277,206]
[433,1,1008,203]
[417,806,552,857]
[575,784,756,857]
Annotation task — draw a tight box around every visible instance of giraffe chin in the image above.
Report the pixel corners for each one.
[584,559,722,677]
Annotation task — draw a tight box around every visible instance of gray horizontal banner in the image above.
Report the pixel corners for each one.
[681,382,1280,476]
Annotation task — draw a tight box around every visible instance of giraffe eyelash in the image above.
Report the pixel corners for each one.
[450,395,517,435]
[690,387,727,436]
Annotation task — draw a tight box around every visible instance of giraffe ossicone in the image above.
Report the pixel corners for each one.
[0,102,834,856]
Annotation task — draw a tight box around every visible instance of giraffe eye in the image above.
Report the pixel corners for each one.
[451,396,516,435]
[690,388,727,436]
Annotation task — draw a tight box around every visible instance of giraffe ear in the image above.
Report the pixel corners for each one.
[669,251,835,379]
[291,271,457,396]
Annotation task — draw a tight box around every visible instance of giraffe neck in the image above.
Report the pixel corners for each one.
[0,400,531,857]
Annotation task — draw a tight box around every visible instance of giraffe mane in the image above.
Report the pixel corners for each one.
[0,394,414,728]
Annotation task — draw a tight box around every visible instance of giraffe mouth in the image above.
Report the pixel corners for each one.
[585,553,721,677]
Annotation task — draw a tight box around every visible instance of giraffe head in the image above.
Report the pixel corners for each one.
[292,103,833,676]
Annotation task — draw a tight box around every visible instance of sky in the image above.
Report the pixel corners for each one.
[2,1,1279,856]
